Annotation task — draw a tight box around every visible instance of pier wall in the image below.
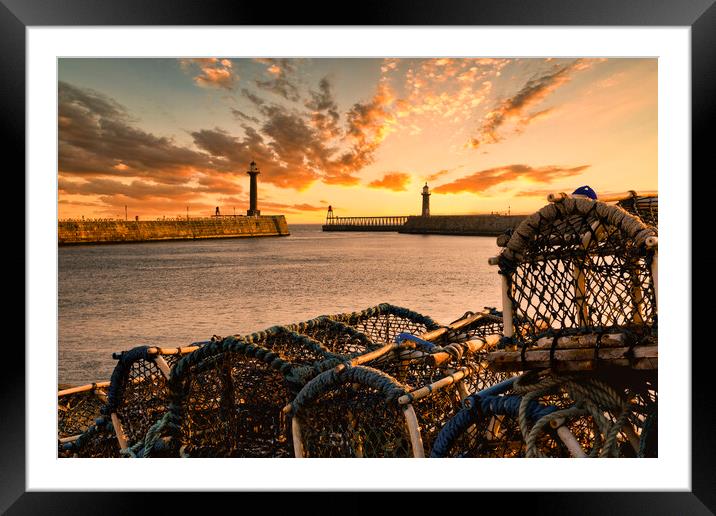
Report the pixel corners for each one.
[399,215,526,236]
[58,216,290,245]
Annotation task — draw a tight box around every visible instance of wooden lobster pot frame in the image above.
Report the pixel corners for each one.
[548,190,658,229]
[431,368,657,459]
[286,365,426,458]
[107,345,201,454]
[410,309,510,396]
[58,381,109,442]
[286,321,513,458]
[58,381,111,457]
[487,198,658,373]
[60,345,200,457]
[148,328,362,458]
[327,303,441,346]
[431,391,608,459]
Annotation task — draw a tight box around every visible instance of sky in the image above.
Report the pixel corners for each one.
[57,57,657,222]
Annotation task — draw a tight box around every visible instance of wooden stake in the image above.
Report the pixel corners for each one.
[110,413,129,451]
[651,250,658,310]
[550,418,587,458]
[548,190,658,203]
[58,434,81,444]
[351,343,403,366]
[291,416,305,458]
[573,262,589,326]
[501,274,514,338]
[402,404,425,458]
[146,346,200,356]
[153,355,172,380]
[416,309,499,343]
[398,367,471,405]
[622,422,641,454]
[58,381,111,397]
[428,337,494,367]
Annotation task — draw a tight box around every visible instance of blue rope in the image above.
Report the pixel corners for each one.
[394,332,436,350]
[431,392,558,457]
[104,345,152,414]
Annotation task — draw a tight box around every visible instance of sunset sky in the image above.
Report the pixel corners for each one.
[57,57,657,222]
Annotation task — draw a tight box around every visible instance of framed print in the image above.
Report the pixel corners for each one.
[6,0,714,512]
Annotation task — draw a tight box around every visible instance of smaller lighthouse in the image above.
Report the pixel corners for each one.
[246,161,260,216]
[421,183,431,217]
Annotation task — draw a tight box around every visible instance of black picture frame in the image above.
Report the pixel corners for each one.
[5,0,712,513]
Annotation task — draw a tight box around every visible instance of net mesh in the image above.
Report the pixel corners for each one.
[114,357,170,447]
[290,366,415,457]
[59,418,120,458]
[328,304,441,346]
[617,195,658,228]
[58,386,107,439]
[432,371,654,458]
[156,328,349,457]
[175,351,293,457]
[287,317,378,357]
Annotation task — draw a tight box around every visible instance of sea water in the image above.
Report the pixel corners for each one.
[58,224,501,385]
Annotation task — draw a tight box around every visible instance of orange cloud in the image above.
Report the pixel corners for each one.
[426,169,451,182]
[180,58,237,90]
[368,172,411,191]
[58,81,213,183]
[469,59,598,148]
[433,164,590,194]
[255,58,301,102]
[514,188,564,198]
[218,197,327,214]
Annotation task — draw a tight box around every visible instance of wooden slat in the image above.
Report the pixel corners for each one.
[418,309,498,343]
[110,413,129,450]
[402,404,425,458]
[487,345,657,372]
[398,366,472,405]
[58,381,111,397]
[428,334,501,366]
[548,190,658,203]
[292,417,305,458]
[531,333,627,350]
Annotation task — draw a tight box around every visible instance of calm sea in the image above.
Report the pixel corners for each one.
[58,224,502,385]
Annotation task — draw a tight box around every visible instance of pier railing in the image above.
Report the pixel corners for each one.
[323,216,409,232]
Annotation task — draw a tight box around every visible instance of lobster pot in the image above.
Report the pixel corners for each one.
[106,347,176,452]
[59,417,121,458]
[58,382,108,440]
[394,358,510,453]
[431,394,533,458]
[288,366,432,457]
[148,331,347,458]
[328,303,441,346]
[63,345,200,457]
[428,380,578,458]
[499,199,657,354]
[433,370,657,459]
[419,311,510,394]
[287,317,379,358]
[617,195,658,228]
[170,345,294,457]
